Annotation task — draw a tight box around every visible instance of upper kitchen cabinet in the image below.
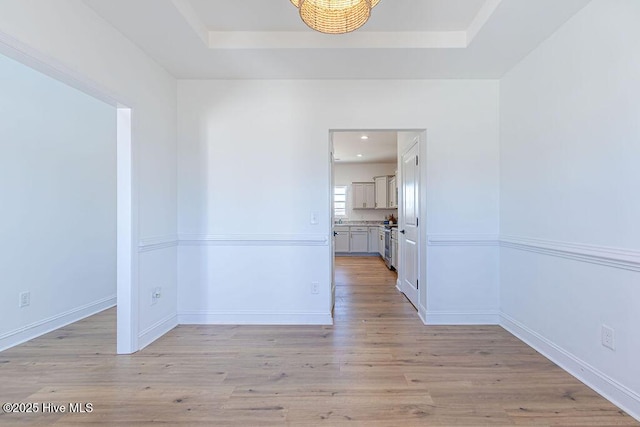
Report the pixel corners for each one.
[388,175,398,208]
[353,182,375,209]
[374,176,388,208]
[374,175,398,209]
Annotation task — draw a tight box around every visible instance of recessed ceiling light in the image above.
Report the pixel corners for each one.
[361,135,369,140]
[356,154,363,157]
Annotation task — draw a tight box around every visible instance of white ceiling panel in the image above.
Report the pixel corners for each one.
[333,131,398,164]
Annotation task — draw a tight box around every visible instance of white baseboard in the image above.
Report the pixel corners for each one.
[424,310,499,325]
[0,296,116,352]
[418,304,428,325]
[178,311,333,325]
[138,314,178,350]
[500,313,640,422]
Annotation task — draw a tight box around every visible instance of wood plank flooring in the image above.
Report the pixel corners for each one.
[0,256,637,425]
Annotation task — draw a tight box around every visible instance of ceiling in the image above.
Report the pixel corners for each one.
[333,131,397,164]
[83,0,591,79]
[188,0,486,32]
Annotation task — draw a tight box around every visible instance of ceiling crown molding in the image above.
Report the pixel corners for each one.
[208,31,468,50]
[170,0,208,45]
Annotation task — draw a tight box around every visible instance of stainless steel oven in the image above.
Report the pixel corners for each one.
[383,227,392,269]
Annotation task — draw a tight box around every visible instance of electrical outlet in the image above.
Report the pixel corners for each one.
[601,325,615,350]
[311,282,320,294]
[151,287,162,305]
[19,292,30,308]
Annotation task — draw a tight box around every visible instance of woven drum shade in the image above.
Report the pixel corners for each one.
[290,0,381,34]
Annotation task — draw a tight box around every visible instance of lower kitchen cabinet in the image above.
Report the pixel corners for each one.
[391,229,398,269]
[334,226,350,253]
[334,225,389,255]
[350,228,369,253]
[368,227,378,253]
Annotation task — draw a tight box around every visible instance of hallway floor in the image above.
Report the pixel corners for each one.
[0,256,636,425]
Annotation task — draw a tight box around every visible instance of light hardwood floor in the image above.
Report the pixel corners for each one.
[0,256,636,426]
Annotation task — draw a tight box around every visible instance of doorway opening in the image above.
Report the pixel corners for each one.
[0,37,136,355]
[329,129,426,321]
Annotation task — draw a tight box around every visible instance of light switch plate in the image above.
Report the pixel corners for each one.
[310,211,319,225]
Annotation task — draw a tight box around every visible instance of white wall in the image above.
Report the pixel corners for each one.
[0,53,115,350]
[0,0,178,351]
[334,162,397,221]
[177,79,500,324]
[500,0,640,418]
[397,130,500,323]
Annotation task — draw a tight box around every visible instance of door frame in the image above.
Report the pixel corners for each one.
[397,138,420,309]
[0,32,139,353]
[328,128,428,323]
[328,132,336,315]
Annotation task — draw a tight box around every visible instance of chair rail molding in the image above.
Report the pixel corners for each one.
[178,234,329,247]
[138,235,179,253]
[427,234,500,246]
[500,235,640,272]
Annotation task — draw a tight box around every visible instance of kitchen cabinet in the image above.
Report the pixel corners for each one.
[374,175,397,209]
[334,226,350,253]
[368,227,378,253]
[366,184,375,208]
[388,176,397,208]
[378,227,385,256]
[374,176,388,208]
[353,182,375,209]
[391,228,398,269]
[350,227,368,252]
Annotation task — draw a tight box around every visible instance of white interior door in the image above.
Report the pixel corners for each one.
[400,141,419,309]
[330,133,336,314]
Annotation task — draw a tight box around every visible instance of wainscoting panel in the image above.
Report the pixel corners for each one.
[425,235,500,325]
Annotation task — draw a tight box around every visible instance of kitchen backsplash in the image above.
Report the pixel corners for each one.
[334,219,391,225]
[339,206,398,222]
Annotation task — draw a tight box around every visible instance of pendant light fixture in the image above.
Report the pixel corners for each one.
[290,0,381,35]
